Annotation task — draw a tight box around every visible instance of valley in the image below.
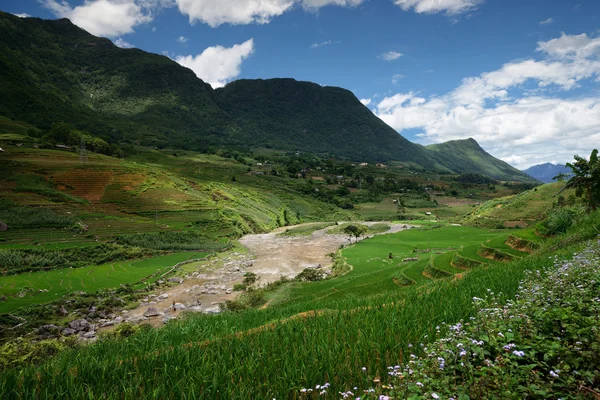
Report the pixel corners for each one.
[0,7,599,399]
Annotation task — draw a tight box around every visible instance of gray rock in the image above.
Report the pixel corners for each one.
[59,307,68,316]
[38,324,60,334]
[173,303,186,311]
[69,319,89,331]
[157,294,169,301]
[82,331,96,339]
[61,328,76,336]
[168,277,184,284]
[100,320,116,327]
[203,307,221,314]
[143,307,160,317]
[188,306,203,312]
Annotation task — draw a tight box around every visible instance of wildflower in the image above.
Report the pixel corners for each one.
[550,370,559,378]
[432,394,440,399]
[416,382,423,387]
[361,367,367,371]
[459,350,467,357]
[512,350,525,357]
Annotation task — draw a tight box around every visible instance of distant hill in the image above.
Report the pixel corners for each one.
[426,139,539,183]
[522,163,571,183]
[0,11,535,182]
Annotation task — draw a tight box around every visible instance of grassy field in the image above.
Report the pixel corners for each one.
[269,225,518,308]
[0,252,206,313]
[0,223,560,399]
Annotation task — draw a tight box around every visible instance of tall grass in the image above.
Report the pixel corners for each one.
[0,250,554,399]
[0,200,75,228]
[115,231,231,251]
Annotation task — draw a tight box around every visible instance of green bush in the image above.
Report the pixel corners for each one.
[295,268,325,282]
[536,207,579,235]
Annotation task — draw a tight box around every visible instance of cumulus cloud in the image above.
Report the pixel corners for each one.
[539,17,553,25]
[174,0,366,27]
[13,13,32,18]
[360,98,372,106]
[374,32,600,169]
[537,32,600,60]
[40,0,152,37]
[394,0,484,15]
[175,0,293,27]
[379,51,403,61]
[114,37,135,48]
[175,38,255,88]
[177,36,188,43]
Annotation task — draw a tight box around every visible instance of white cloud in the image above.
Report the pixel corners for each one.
[537,32,600,60]
[379,51,403,61]
[41,0,152,37]
[175,0,293,27]
[394,0,483,15]
[311,39,334,48]
[374,32,600,169]
[114,38,135,48]
[300,0,365,10]
[539,17,553,25]
[360,98,372,106]
[175,38,255,88]
[13,13,32,18]
[174,0,365,27]
[178,35,188,43]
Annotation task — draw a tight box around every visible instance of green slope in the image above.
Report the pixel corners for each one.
[425,138,538,183]
[0,11,532,181]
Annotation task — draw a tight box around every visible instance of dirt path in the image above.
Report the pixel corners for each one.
[118,222,413,327]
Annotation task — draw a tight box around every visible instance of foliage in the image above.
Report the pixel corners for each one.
[0,244,160,275]
[295,268,325,282]
[0,199,75,228]
[536,207,579,236]
[348,240,600,399]
[115,231,229,251]
[455,172,498,184]
[561,149,600,211]
[0,337,75,372]
[343,224,368,243]
[242,272,259,286]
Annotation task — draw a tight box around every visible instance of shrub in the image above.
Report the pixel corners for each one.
[536,207,579,235]
[295,268,325,282]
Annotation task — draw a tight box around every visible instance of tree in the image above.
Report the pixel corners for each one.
[560,149,600,212]
[393,197,406,214]
[343,224,368,243]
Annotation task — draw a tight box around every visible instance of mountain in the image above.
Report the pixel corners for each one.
[425,138,539,182]
[522,163,571,183]
[0,11,534,182]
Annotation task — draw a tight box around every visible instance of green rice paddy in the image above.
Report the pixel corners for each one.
[0,252,207,313]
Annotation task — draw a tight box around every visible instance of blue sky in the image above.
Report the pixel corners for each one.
[2,0,600,168]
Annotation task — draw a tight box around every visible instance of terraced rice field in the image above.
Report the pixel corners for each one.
[0,252,207,313]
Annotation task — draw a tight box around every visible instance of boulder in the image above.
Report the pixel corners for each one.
[100,320,116,328]
[173,303,186,311]
[82,331,96,339]
[0,220,7,231]
[61,328,76,337]
[143,307,160,317]
[37,324,60,335]
[168,277,184,284]
[157,294,169,301]
[69,319,89,331]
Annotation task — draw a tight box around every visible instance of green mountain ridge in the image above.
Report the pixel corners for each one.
[0,11,535,182]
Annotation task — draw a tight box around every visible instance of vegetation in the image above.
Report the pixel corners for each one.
[561,148,600,211]
[0,11,538,181]
[115,231,230,251]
